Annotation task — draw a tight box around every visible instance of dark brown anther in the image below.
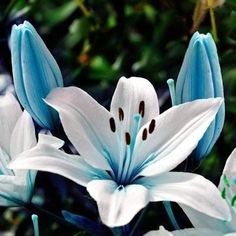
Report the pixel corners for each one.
[148,119,155,134]
[118,107,124,121]
[109,118,116,132]
[142,128,147,141]
[139,101,145,117]
[125,132,131,145]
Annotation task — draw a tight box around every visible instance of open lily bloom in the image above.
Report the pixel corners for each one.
[9,77,229,227]
[181,149,236,234]
[0,93,37,206]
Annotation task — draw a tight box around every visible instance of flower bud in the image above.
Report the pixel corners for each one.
[176,32,224,160]
[10,21,63,130]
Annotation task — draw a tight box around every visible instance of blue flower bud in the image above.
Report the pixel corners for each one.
[176,32,225,160]
[10,21,63,130]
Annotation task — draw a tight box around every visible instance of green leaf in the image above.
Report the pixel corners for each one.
[65,18,90,49]
[41,1,77,27]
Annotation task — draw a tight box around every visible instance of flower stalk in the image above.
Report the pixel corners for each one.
[208,0,218,42]
[24,203,78,234]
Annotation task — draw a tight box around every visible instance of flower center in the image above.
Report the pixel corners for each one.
[108,101,156,185]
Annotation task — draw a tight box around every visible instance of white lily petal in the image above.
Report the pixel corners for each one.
[9,134,109,187]
[221,148,236,176]
[136,172,230,221]
[171,228,224,236]
[46,87,120,171]
[132,98,223,176]
[0,175,31,206]
[180,205,235,233]
[144,226,173,236]
[226,233,236,236]
[10,111,37,158]
[0,93,22,154]
[37,133,65,149]
[144,226,223,236]
[110,77,159,135]
[0,147,13,175]
[181,149,236,233]
[87,179,149,227]
[219,148,236,198]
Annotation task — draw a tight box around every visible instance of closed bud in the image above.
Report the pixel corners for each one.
[176,32,225,160]
[10,21,63,130]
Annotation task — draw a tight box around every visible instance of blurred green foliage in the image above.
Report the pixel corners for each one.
[0,0,236,234]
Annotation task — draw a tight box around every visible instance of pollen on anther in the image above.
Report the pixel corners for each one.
[118,107,124,121]
[109,117,116,132]
[125,132,131,145]
[149,119,155,134]
[142,128,148,140]
[139,101,145,117]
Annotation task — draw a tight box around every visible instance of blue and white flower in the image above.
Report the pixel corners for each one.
[9,77,229,227]
[0,93,36,206]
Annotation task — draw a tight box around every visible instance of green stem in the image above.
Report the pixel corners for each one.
[163,201,180,230]
[1,0,18,21]
[75,0,91,17]
[110,227,123,236]
[24,203,78,234]
[130,205,148,236]
[207,0,218,42]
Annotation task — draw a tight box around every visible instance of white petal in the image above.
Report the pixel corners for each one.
[221,148,236,177]
[132,98,223,176]
[10,111,37,158]
[110,77,159,135]
[172,228,224,236]
[0,174,31,206]
[46,87,120,171]
[144,226,223,236]
[9,134,109,187]
[144,226,173,236]
[0,147,13,175]
[219,148,236,199]
[37,133,64,149]
[87,179,149,227]
[181,205,235,233]
[0,93,22,154]
[136,172,230,222]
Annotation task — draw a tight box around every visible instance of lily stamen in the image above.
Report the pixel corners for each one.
[138,100,145,117]
[109,117,116,132]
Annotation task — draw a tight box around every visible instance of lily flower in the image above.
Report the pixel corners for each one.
[10,21,63,130]
[180,149,236,235]
[0,93,37,206]
[9,77,229,227]
[175,32,225,161]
